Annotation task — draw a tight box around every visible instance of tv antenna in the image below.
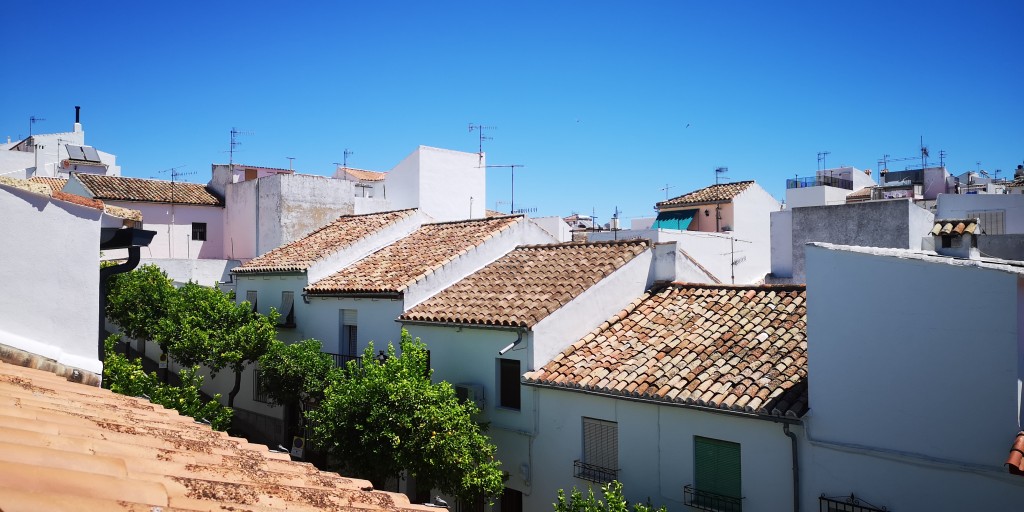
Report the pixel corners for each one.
[468,123,496,165]
[660,184,675,199]
[154,165,195,258]
[228,127,253,166]
[939,150,947,168]
[343,148,354,167]
[486,164,523,214]
[611,206,622,240]
[919,136,929,168]
[286,157,295,170]
[715,167,729,184]
[817,151,831,171]
[29,115,45,136]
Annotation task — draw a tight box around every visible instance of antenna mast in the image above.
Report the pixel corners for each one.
[486,164,524,214]
[816,151,831,171]
[715,167,729,184]
[29,115,45,137]
[468,123,496,166]
[156,165,195,258]
[660,184,675,200]
[229,127,253,166]
[343,148,354,167]
[286,157,295,171]
[920,136,929,168]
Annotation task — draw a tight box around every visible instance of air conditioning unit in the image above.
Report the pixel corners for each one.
[454,383,485,409]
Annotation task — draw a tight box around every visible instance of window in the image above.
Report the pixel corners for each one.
[341,309,358,356]
[500,487,523,512]
[497,358,521,410]
[575,418,618,482]
[245,290,258,312]
[687,436,742,511]
[191,222,207,241]
[252,368,269,403]
[279,291,295,327]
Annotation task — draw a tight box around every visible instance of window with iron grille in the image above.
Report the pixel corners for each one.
[252,368,270,403]
[279,291,295,327]
[191,222,207,241]
[687,436,742,511]
[245,290,258,312]
[497,358,521,410]
[574,417,617,483]
[340,310,358,356]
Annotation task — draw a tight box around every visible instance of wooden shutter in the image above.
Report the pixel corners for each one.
[695,436,741,499]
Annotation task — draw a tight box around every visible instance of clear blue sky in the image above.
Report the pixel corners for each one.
[3,1,1021,222]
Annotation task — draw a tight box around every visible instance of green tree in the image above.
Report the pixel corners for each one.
[554,481,667,512]
[308,330,504,504]
[159,282,278,407]
[106,265,175,368]
[258,338,340,446]
[103,335,233,431]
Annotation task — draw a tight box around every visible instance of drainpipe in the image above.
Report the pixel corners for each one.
[99,246,142,361]
[783,423,800,512]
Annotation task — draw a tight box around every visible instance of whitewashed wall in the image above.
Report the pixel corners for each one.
[731,185,780,284]
[116,203,225,260]
[302,297,405,355]
[417,146,485,221]
[527,387,798,512]
[803,244,1024,508]
[769,210,794,278]
[937,193,1024,234]
[138,258,241,287]
[384,149,421,214]
[223,178,259,260]
[0,185,103,374]
[785,185,850,208]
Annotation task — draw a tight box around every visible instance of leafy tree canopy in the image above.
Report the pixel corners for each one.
[554,481,667,512]
[308,330,504,504]
[257,338,339,407]
[106,264,175,342]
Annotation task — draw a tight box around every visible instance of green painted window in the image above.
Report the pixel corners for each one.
[694,436,741,501]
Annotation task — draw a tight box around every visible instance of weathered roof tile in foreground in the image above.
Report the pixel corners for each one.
[236,209,418,274]
[0,361,433,511]
[401,240,650,328]
[930,218,979,236]
[28,176,69,193]
[524,282,809,418]
[75,173,223,206]
[656,181,754,209]
[307,215,523,295]
[1006,432,1024,476]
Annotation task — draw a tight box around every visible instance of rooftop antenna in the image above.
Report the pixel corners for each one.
[228,127,253,166]
[468,123,496,166]
[343,148,354,167]
[486,164,523,214]
[661,183,675,199]
[286,157,295,171]
[29,115,45,137]
[715,166,729,184]
[817,151,831,171]
[939,150,947,168]
[612,206,622,240]
[920,136,929,168]
[156,165,195,258]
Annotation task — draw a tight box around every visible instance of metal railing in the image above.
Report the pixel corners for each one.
[786,175,853,190]
[573,460,618,484]
[819,494,888,512]
[683,485,743,512]
[253,369,270,403]
[326,352,362,368]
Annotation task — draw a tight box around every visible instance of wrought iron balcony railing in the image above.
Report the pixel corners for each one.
[573,460,618,484]
[786,175,854,190]
[683,484,743,512]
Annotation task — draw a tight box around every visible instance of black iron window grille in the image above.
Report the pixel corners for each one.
[684,485,743,512]
[573,460,618,484]
[252,368,270,403]
[191,222,207,241]
[819,494,888,512]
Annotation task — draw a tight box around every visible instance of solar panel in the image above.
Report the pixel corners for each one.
[82,146,101,162]
[65,144,86,160]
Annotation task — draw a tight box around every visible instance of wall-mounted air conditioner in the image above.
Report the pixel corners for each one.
[454,383,485,409]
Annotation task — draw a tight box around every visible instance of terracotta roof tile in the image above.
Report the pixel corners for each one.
[1006,432,1024,476]
[656,181,755,209]
[930,218,979,236]
[341,167,387,182]
[28,176,68,192]
[523,282,809,418]
[0,360,432,511]
[307,215,523,295]
[75,173,223,206]
[236,209,419,274]
[400,240,650,328]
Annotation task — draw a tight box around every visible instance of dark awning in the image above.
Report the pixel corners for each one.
[652,209,697,231]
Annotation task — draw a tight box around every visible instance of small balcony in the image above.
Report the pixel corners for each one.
[573,460,618,484]
[325,352,362,368]
[786,175,853,190]
[683,485,743,512]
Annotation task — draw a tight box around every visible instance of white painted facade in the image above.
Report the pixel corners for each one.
[802,244,1024,510]
[530,216,573,243]
[386,146,485,221]
[0,182,120,375]
[937,193,1024,234]
[785,167,875,209]
[1,109,121,179]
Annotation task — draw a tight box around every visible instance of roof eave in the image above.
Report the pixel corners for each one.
[397,318,531,331]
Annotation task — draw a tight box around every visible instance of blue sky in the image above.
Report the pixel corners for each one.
[3,1,1021,222]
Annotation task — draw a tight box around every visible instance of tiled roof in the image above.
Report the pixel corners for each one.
[28,176,68,192]
[75,173,223,206]
[307,215,523,295]
[0,176,57,196]
[0,361,432,511]
[845,186,873,203]
[485,209,508,218]
[1006,432,1024,476]
[656,181,755,209]
[342,167,387,182]
[930,219,979,236]
[524,282,809,418]
[236,209,419,274]
[2,177,142,221]
[400,240,650,328]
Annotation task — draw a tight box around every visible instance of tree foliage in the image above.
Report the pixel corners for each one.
[257,338,339,407]
[106,264,175,342]
[308,330,504,504]
[554,481,667,512]
[103,335,233,431]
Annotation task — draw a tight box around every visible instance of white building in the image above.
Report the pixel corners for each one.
[802,243,1024,510]
[0,106,121,180]
[0,177,142,382]
[520,282,809,512]
[590,181,781,284]
[784,166,876,209]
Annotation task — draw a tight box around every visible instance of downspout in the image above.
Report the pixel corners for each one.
[783,423,800,512]
[99,246,142,362]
